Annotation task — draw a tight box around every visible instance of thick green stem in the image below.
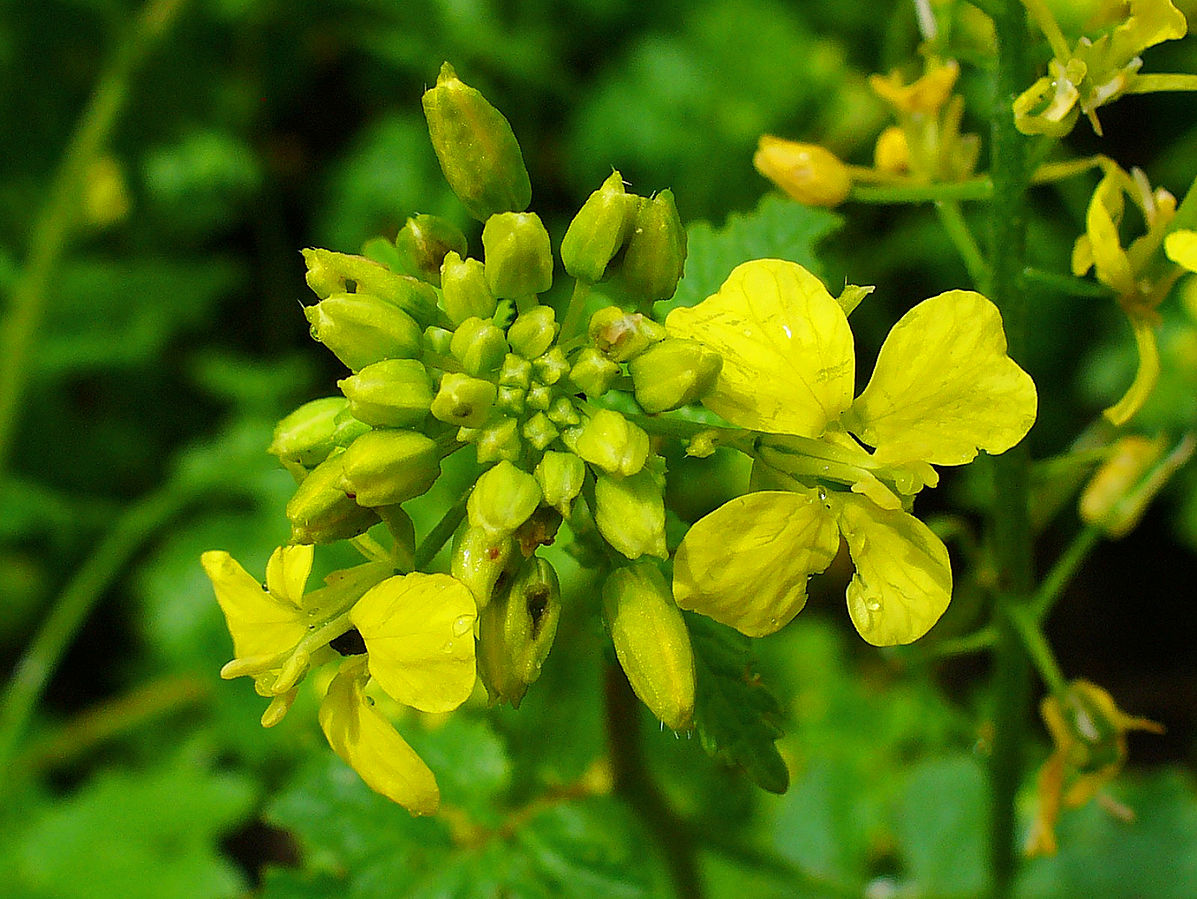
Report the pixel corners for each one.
[986,2,1036,895]
[0,0,188,475]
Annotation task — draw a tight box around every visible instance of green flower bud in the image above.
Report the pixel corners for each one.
[525,383,552,412]
[451,522,518,610]
[302,248,439,323]
[574,409,650,476]
[507,305,558,360]
[393,214,467,286]
[450,316,509,375]
[476,417,522,463]
[423,324,454,356]
[431,372,498,428]
[534,450,585,516]
[588,307,666,362]
[269,397,352,468]
[532,346,570,386]
[617,190,686,306]
[568,347,621,397]
[498,353,533,389]
[602,561,696,730]
[286,452,379,544]
[628,337,723,414]
[561,170,637,282]
[440,251,497,325]
[468,460,542,537]
[339,430,442,507]
[546,396,581,428]
[305,293,422,372]
[496,385,526,416]
[594,465,667,560]
[337,358,434,428]
[522,412,558,450]
[482,212,553,298]
[422,62,532,222]
[477,555,561,706]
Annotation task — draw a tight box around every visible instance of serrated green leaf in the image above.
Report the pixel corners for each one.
[688,614,789,794]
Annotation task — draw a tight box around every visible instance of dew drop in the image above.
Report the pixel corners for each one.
[816,486,828,501]
[440,640,455,654]
[865,597,882,613]
[452,615,473,637]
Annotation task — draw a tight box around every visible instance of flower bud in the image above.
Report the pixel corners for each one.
[450,317,509,375]
[477,556,561,706]
[430,372,498,428]
[339,430,441,507]
[337,359,434,428]
[496,385,525,416]
[593,466,667,560]
[422,62,532,221]
[547,396,580,428]
[628,337,722,413]
[561,169,637,282]
[525,384,552,411]
[506,305,558,360]
[573,409,650,476]
[305,293,422,372]
[617,190,686,305]
[753,136,851,207]
[1079,435,1194,538]
[602,561,695,730]
[521,412,558,450]
[451,522,518,610]
[270,397,358,468]
[498,353,533,389]
[440,251,497,325]
[393,214,468,286]
[873,126,910,174]
[534,450,585,516]
[475,417,522,463]
[302,248,439,323]
[287,453,379,544]
[423,325,454,356]
[532,347,570,386]
[588,307,666,362]
[468,460,542,537]
[482,212,553,298]
[568,346,621,397]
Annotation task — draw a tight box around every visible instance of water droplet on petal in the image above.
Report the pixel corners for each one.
[452,615,473,637]
[865,597,882,612]
[816,486,828,501]
[440,640,454,654]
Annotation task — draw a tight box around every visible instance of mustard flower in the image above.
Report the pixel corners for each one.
[667,259,1036,645]
[753,136,852,208]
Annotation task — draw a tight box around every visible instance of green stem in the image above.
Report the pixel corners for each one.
[0,0,188,476]
[1029,525,1102,619]
[413,489,470,569]
[849,178,992,204]
[0,479,203,801]
[935,200,990,287]
[1125,73,1197,94]
[1007,605,1068,696]
[986,2,1036,895]
[1023,268,1115,298]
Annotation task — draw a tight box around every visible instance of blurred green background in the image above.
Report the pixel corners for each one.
[2,0,1195,896]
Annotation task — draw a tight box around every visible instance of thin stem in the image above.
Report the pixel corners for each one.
[1019,0,1072,61]
[849,178,993,204]
[1023,267,1115,298]
[935,200,990,287]
[0,0,188,475]
[1029,525,1102,618]
[413,489,470,570]
[1007,605,1068,696]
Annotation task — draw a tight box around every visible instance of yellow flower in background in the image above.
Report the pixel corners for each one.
[1166,229,1197,271]
[870,58,960,115]
[667,259,1037,645]
[1026,679,1164,857]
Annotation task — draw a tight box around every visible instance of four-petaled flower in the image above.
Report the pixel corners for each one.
[666,259,1037,645]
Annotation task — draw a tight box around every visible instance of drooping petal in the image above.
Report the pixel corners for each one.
[1102,315,1159,426]
[319,662,440,815]
[264,543,314,608]
[846,290,1037,466]
[350,573,477,713]
[673,490,840,637]
[832,494,952,646]
[201,550,307,660]
[1165,229,1197,271]
[665,259,855,437]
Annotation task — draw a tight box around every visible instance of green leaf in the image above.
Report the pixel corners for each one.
[688,614,789,794]
[660,193,840,318]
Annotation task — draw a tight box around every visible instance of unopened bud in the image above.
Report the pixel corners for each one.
[573,409,650,476]
[468,460,542,537]
[588,307,666,362]
[593,465,667,560]
[305,293,422,372]
[477,556,561,706]
[394,214,467,286]
[451,523,518,610]
[873,126,910,174]
[522,412,558,450]
[618,190,686,306]
[525,383,552,411]
[547,396,581,427]
[337,359,434,429]
[423,325,454,356]
[568,346,621,397]
[498,353,533,389]
[534,450,585,516]
[602,561,695,730]
[482,212,553,298]
[440,251,497,325]
[1080,435,1195,538]
[339,430,441,507]
[450,317,509,375]
[628,337,722,413]
[561,169,637,282]
[475,417,522,463]
[286,453,379,544]
[431,372,498,428]
[507,305,558,359]
[302,248,439,323]
[422,62,532,221]
[270,397,359,468]
[753,136,851,207]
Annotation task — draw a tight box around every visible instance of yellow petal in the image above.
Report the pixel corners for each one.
[201,550,307,660]
[673,490,840,637]
[1165,229,1197,271]
[1102,316,1159,426]
[319,663,440,815]
[833,494,952,646]
[265,543,314,608]
[1087,174,1136,294]
[666,259,854,437]
[847,290,1037,466]
[350,573,477,713]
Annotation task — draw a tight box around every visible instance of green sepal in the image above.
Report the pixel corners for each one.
[573,408,650,476]
[593,463,668,560]
[588,307,666,362]
[628,337,723,413]
[269,397,354,468]
[475,417,522,463]
[476,555,562,707]
[451,522,518,610]
[507,305,559,359]
[337,358,434,428]
[302,248,439,323]
[482,212,553,298]
[393,213,468,286]
[561,169,637,282]
[467,459,542,537]
[450,316,509,375]
[568,346,621,397]
[440,251,497,325]
[534,450,585,516]
[615,190,686,307]
[286,452,379,544]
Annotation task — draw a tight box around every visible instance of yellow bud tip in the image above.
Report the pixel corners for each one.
[873,126,910,174]
[753,136,851,207]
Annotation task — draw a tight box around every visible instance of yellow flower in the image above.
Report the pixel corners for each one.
[870,59,960,115]
[667,259,1037,645]
[753,136,852,208]
[1026,679,1164,857]
[1165,229,1197,271]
